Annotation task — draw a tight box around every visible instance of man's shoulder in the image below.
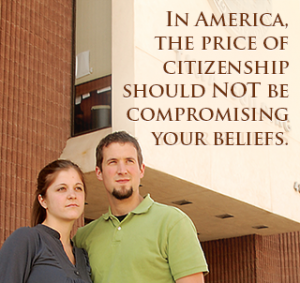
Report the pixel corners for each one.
[149,200,192,223]
[75,216,105,241]
[152,200,188,216]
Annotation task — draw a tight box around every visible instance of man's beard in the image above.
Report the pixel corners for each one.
[112,186,133,200]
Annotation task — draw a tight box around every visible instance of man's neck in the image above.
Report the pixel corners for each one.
[108,193,144,216]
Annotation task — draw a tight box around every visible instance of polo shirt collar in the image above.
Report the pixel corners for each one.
[132,194,153,214]
[103,194,154,220]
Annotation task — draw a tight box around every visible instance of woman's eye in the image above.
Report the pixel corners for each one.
[75,186,83,191]
[57,187,66,191]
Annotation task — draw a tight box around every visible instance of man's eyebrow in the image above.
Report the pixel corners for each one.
[106,157,136,161]
[106,157,117,162]
[125,157,138,162]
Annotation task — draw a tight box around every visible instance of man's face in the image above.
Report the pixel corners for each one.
[96,142,145,200]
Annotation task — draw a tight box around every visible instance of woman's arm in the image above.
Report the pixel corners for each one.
[0,227,37,283]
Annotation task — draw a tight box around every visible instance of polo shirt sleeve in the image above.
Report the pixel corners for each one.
[0,227,38,283]
[167,213,208,281]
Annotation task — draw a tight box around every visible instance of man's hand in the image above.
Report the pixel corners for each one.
[176,272,205,283]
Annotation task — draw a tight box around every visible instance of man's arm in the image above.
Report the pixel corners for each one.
[176,272,205,283]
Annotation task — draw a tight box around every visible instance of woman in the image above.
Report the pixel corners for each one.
[0,159,92,283]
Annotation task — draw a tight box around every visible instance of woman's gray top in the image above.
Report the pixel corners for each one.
[0,224,92,283]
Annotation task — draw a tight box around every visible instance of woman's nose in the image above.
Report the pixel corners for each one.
[67,189,76,199]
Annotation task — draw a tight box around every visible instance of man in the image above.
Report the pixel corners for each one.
[74,131,208,283]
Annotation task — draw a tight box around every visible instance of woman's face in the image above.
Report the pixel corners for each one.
[39,168,85,223]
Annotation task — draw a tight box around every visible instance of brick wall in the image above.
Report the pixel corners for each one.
[202,235,257,283]
[256,234,281,283]
[0,0,82,246]
[202,232,300,283]
[279,232,300,283]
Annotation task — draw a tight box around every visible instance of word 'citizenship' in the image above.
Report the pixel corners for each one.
[163,60,289,75]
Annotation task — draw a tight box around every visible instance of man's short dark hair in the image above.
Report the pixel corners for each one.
[96,131,143,171]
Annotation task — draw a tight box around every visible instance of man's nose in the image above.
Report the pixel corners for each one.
[117,162,127,174]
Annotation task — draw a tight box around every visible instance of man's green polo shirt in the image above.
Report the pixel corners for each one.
[74,195,208,283]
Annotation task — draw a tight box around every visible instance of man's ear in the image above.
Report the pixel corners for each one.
[38,194,47,209]
[140,163,145,179]
[95,166,103,181]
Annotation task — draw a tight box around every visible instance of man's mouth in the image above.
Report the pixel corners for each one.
[116,179,130,184]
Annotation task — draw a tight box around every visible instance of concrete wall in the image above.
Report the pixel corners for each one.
[75,0,111,85]
[111,0,300,223]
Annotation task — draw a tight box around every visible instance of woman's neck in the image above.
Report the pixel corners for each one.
[42,219,76,264]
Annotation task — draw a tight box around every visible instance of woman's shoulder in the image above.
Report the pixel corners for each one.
[1,226,41,251]
[5,226,38,241]
[0,226,41,262]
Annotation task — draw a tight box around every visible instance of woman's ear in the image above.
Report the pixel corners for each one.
[38,194,47,209]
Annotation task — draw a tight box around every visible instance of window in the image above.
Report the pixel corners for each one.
[73,75,111,136]
[72,0,112,136]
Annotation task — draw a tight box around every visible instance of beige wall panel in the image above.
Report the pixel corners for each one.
[111,0,300,222]
[76,0,112,84]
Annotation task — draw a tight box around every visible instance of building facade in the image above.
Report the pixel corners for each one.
[1,1,300,282]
